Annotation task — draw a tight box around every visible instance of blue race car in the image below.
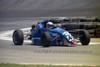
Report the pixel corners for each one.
[13,19,90,47]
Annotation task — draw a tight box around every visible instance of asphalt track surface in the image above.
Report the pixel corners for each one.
[0,19,100,66]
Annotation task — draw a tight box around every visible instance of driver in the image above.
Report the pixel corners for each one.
[46,22,54,30]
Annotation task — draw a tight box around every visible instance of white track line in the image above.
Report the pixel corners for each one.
[19,63,98,66]
[0,27,100,45]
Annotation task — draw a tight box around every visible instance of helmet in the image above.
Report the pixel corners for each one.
[46,22,54,30]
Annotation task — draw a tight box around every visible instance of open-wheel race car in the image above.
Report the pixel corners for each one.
[12,19,90,47]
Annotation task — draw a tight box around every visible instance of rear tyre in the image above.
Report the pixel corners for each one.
[13,29,24,45]
[79,30,90,45]
[41,32,51,47]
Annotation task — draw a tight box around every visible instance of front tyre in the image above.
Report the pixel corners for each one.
[79,30,90,45]
[13,29,24,45]
[41,32,51,47]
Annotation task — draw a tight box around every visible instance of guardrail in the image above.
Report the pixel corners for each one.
[49,17,100,38]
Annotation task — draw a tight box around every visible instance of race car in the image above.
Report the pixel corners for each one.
[12,19,90,47]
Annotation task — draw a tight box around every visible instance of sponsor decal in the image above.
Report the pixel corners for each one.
[63,32,69,35]
[63,32,73,41]
[67,36,73,41]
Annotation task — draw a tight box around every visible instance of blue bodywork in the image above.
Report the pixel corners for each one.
[31,20,75,45]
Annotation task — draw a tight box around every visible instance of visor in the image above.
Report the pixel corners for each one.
[47,24,54,29]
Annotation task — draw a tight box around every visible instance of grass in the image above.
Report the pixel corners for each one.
[0,63,100,67]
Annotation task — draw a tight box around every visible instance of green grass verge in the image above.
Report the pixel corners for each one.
[0,63,100,67]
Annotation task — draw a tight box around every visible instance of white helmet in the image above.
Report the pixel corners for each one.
[47,22,53,25]
[46,22,54,30]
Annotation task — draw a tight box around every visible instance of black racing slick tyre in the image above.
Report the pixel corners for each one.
[41,32,51,47]
[79,30,90,45]
[13,29,24,45]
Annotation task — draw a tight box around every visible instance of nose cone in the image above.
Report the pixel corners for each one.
[71,40,77,45]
